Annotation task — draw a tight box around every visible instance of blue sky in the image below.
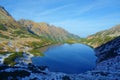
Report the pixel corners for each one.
[0,0,120,37]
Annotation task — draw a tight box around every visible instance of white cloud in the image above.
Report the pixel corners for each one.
[37,4,74,16]
[70,0,117,16]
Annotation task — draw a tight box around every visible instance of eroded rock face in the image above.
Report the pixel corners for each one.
[95,36,120,63]
[0,64,67,80]
[95,56,120,72]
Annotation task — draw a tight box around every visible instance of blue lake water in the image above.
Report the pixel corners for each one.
[32,43,97,74]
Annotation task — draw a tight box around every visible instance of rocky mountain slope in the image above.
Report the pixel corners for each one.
[0,36,120,80]
[18,19,79,42]
[95,36,120,63]
[0,6,46,65]
[0,6,39,40]
[0,6,21,29]
[80,25,120,48]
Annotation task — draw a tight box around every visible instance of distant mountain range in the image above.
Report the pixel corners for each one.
[0,6,79,41]
[18,19,79,42]
[1,5,120,49]
[80,24,120,48]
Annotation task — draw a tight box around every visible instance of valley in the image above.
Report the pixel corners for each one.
[0,5,120,80]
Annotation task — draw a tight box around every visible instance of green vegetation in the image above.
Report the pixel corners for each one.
[28,41,51,56]
[29,49,44,56]
[0,24,7,31]
[11,29,25,37]
[66,39,79,44]
[79,36,115,48]
[13,29,24,35]
[29,41,45,49]
[79,25,120,48]
[0,34,9,39]
[0,52,9,55]
[4,52,23,66]
[29,41,53,49]
[30,33,42,39]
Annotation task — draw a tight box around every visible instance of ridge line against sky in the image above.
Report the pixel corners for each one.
[0,0,120,37]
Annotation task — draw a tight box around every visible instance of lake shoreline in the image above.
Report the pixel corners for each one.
[39,43,63,53]
[32,43,97,74]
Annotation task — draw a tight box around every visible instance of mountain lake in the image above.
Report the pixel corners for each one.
[32,43,97,74]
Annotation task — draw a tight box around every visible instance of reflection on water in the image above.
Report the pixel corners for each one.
[32,43,97,74]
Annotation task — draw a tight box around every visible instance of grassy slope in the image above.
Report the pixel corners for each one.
[79,25,120,48]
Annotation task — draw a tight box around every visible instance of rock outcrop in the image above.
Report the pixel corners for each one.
[95,36,120,63]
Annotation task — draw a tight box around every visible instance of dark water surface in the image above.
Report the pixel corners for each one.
[32,43,97,74]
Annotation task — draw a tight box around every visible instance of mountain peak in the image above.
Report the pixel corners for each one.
[0,6,4,9]
[0,6,4,10]
[0,6,21,29]
[18,19,79,41]
[0,6,11,17]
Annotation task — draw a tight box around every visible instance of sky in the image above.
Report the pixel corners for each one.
[0,0,120,37]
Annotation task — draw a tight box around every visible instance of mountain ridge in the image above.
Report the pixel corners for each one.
[79,24,120,48]
[18,19,79,42]
[0,6,21,29]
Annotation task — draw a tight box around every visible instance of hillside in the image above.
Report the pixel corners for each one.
[95,36,120,63]
[79,25,120,48]
[18,19,79,42]
[0,6,21,29]
[0,6,38,40]
[0,6,50,66]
